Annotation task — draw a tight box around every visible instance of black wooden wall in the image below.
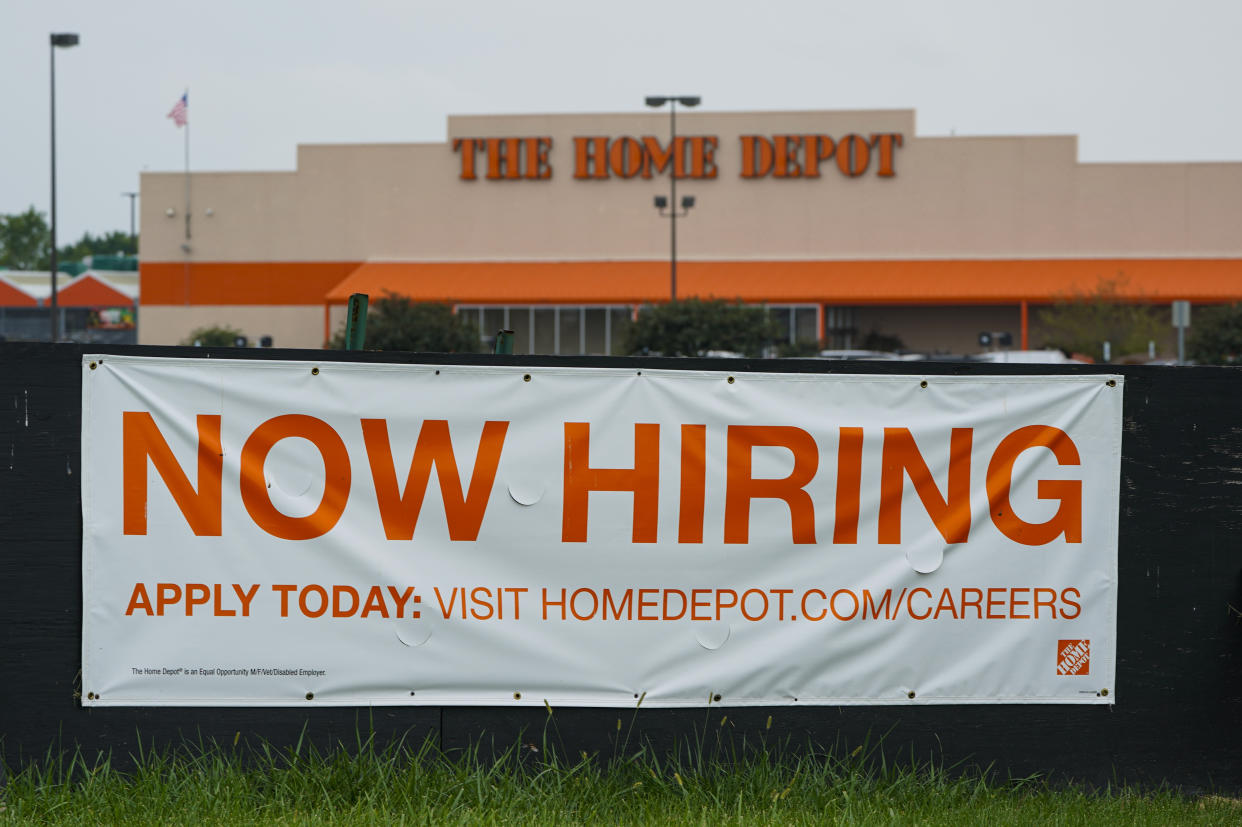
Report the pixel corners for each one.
[3,342,1240,790]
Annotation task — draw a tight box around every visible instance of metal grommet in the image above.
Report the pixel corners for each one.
[1106,379,1116,387]
[713,693,722,702]
[305,692,314,700]
[636,371,642,376]
[89,361,97,370]
[86,692,95,700]
[409,691,416,696]
[919,380,928,389]
[434,370,440,375]
[727,376,735,384]
[1101,688,1109,696]
[907,690,916,699]
[523,374,531,382]
[311,367,320,376]
[513,691,522,700]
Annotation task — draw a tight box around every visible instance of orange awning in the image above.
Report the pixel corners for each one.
[325,259,1242,306]
[141,261,362,306]
[57,274,134,307]
[139,258,1242,308]
[0,277,38,307]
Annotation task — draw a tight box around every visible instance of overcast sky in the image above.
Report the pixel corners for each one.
[2,0,1240,243]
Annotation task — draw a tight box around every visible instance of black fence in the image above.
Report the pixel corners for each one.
[2,342,1240,791]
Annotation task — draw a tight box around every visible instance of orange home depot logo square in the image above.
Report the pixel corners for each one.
[1057,639,1090,675]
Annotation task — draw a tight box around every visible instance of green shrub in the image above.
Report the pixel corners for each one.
[625,298,780,357]
[181,325,246,347]
[328,294,481,353]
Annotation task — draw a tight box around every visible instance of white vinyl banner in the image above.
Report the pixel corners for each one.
[81,355,1122,707]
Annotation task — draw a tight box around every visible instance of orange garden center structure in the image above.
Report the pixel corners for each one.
[138,108,1242,354]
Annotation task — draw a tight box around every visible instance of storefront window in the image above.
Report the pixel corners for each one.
[824,306,858,350]
[558,307,581,354]
[769,307,792,343]
[609,307,633,355]
[482,308,505,345]
[794,307,819,343]
[584,308,607,354]
[765,305,821,345]
[508,307,530,354]
[533,308,555,354]
[459,304,636,355]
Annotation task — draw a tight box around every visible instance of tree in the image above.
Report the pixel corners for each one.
[0,208,135,271]
[1035,276,1164,362]
[328,294,482,352]
[0,207,51,270]
[1188,304,1242,365]
[181,325,247,347]
[60,230,137,261]
[624,298,780,357]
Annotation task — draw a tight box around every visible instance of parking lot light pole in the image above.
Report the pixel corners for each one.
[122,191,139,246]
[645,95,700,301]
[49,32,80,341]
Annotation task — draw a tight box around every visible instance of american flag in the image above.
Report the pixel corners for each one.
[167,92,187,127]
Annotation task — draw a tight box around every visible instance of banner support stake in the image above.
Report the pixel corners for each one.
[344,293,369,351]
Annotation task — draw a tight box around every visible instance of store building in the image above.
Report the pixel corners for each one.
[0,269,138,343]
[138,109,1242,353]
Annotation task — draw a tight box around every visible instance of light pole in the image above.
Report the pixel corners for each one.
[122,191,138,249]
[49,32,80,341]
[645,95,700,301]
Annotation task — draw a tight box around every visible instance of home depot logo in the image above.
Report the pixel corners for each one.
[1057,639,1090,675]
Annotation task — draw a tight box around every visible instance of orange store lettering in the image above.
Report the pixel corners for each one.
[452,132,903,181]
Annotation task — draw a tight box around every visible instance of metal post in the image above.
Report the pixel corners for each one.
[669,100,677,302]
[49,40,58,341]
[1172,300,1191,366]
[123,192,138,246]
[494,329,514,355]
[48,33,79,340]
[344,292,368,350]
[184,104,191,243]
[647,96,698,304]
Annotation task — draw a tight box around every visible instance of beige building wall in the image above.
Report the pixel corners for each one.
[143,305,325,349]
[141,109,1242,263]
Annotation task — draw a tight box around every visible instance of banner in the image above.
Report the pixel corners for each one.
[81,355,1122,707]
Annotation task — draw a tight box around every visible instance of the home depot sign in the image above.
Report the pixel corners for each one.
[452,133,904,181]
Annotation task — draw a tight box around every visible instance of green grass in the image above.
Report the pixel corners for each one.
[2,728,1238,826]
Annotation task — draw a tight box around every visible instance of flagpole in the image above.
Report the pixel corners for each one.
[182,89,190,307]
[183,88,191,243]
